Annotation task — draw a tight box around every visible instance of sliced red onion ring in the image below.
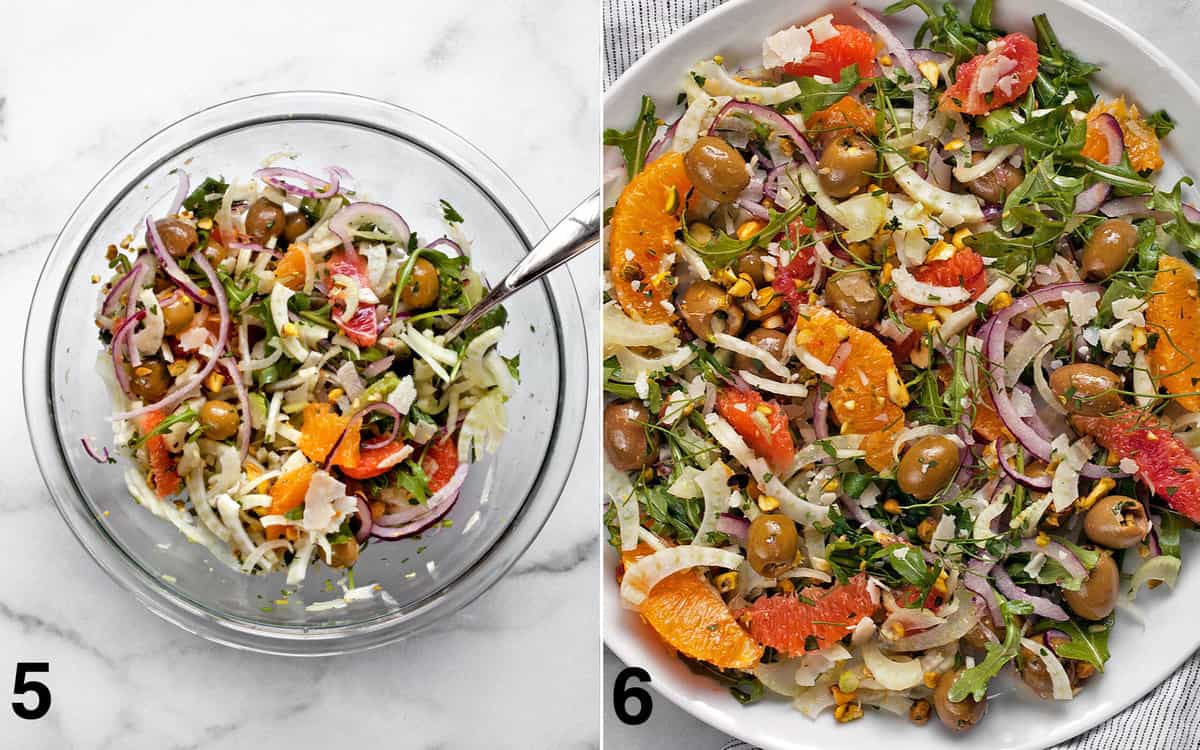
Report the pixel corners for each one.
[995,438,1052,490]
[763,160,797,202]
[709,100,816,167]
[146,218,215,306]
[645,117,681,165]
[81,435,111,464]
[1074,182,1111,215]
[363,355,395,379]
[984,282,1120,480]
[738,199,770,220]
[329,202,412,256]
[219,358,251,461]
[426,237,462,256]
[853,7,927,128]
[323,401,404,467]
[100,254,156,325]
[839,494,890,537]
[254,167,341,199]
[991,564,1069,621]
[110,250,229,422]
[371,463,468,540]
[1091,113,1125,166]
[354,497,373,543]
[168,169,190,217]
[111,310,147,397]
[908,49,952,66]
[716,513,749,544]
[812,392,830,439]
[1101,196,1200,224]
[964,556,1002,626]
[1015,538,1087,579]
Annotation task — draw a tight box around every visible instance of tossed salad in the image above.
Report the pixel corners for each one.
[604,0,1199,731]
[91,161,516,585]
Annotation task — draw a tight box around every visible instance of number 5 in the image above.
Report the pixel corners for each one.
[12,662,51,720]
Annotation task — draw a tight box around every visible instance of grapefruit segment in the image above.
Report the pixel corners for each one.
[714,387,795,472]
[746,573,875,654]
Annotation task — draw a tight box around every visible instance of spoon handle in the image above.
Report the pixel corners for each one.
[444,189,600,341]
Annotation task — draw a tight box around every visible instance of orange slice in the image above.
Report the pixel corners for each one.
[1147,255,1200,412]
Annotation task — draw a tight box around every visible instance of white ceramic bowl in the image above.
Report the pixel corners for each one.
[604,2,1200,747]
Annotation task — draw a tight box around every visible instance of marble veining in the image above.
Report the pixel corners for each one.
[3,0,600,748]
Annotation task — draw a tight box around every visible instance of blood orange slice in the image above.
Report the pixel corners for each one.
[746,573,875,655]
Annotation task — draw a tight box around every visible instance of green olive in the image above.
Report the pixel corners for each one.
[1081,219,1138,280]
[817,134,876,198]
[933,670,986,732]
[746,513,799,577]
[1017,638,1074,700]
[604,400,658,471]
[244,197,286,244]
[678,281,744,341]
[321,539,360,568]
[149,218,199,257]
[282,212,311,243]
[199,399,239,441]
[130,360,171,402]
[400,258,440,309]
[737,250,773,286]
[1084,495,1150,549]
[1063,552,1119,620]
[824,270,881,328]
[684,136,750,203]
[1049,363,1125,416]
[733,328,787,374]
[160,293,195,336]
[962,621,999,652]
[896,436,960,500]
[964,162,1024,204]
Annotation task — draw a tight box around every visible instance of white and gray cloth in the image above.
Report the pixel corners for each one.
[603,1,1200,748]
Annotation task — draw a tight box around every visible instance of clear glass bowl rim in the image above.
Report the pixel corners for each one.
[21,90,590,656]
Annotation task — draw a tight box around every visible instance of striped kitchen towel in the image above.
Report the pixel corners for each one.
[604,0,1200,748]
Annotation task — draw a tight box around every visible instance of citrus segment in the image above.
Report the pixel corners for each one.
[609,152,691,324]
[806,96,877,141]
[782,24,875,81]
[136,410,181,498]
[715,387,795,472]
[274,245,308,290]
[298,403,360,468]
[746,573,875,654]
[1147,255,1200,412]
[1087,97,1163,173]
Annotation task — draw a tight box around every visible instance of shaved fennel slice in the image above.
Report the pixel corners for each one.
[619,546,743,607]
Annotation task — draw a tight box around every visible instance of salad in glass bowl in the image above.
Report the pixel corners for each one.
[603,0,1199,732]
[91,161,516,587]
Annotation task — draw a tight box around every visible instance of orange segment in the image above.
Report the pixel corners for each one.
[619,543,763,670]
[274,245,308,290]
[746,573,874,655]
[136,410,181,498]
[1086,97,1163,173]
[805,96,877,141]
[1148,255,1200,411]
[265,462,316,538]
[297,403,360,468]
[608,152,691,324]
[793,305,905,469]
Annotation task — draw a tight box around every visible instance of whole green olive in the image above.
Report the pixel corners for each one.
[679,281,744,340]
[733,328,787,374]
[964,161,1024,204]
[1081,218,1138,280]
[896,435,960,500]
[817,134,877,198]
[1084,495,1150,549]
[824,270,881,328]
[746,513,800,577]
[149,218,199,257]
[1017,638,1076,700]
[737,250,773,286]
[130,360,171,402]
[962,620,999,652]
[199,399,239,441]
[160,293,195,336]
[321,539,360,568]
[1049,363,1125,416]
[684,136,750,203]
[1063,552,1120,621]
[244,197,286,244]
[933,670,986,732]
[283,212,311,243]
[604,400,658,471]
[400,258,441,310]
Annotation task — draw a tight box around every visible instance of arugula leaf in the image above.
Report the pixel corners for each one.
[639,482,703,543]
[886,544,939,593]
[1031,13,1100,108]
[678,656,765,705]
[1082,156,1155,196]
[1149,177,1200,264]
[980,103,1083,162]
[130,406,197,449]
[683,198,809,268]
[884,0,998,63]
[182,176,229,221]
[440,199,464,225]
[1033,615,1113,672]
[948,598,1035,702]
[783,65,863,118]
[1146,109,1176,139]
[395,460,431,504]
[604,95,658,180]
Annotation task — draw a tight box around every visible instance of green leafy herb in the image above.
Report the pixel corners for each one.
[678,656,765,705]
[1146,109,1176,139]
[1031,13,1100,108]
[948,598,1035,702]
[182,177,229,221]
[130,406,198,449]
[783,64,863,118]
[604,95,658,180]
[1032,615,1112,672]
[395,460,431,504]
[683,198,809,268]
[440,199,464,225]
[884,0,998,63]
[1149,177,1200,265]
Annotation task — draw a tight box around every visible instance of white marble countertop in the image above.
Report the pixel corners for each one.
[603,0,1200,747]
[1,1,599,748]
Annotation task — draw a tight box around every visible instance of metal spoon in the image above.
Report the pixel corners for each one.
[443,189,600,342]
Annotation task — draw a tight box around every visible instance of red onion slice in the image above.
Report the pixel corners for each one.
[426,237,462,256]
[1015,538,1087,579]
[111,309,147,397]
[1074,182,1111,214]
[168,169,190,217]
[371,463,468,540]
[354,497,373,543]
[995,438,1052,490]
[80,435,112,464]
[645,117,681,165]
[715,513,749,544]
[219,358,251,461]
[853,8,927,128]
[146,218,215,306]
[710,100,816,167]
[991,564,1069,621]
[964,557,1002,626]
[1091,113,1125,166]
[329,202,412,256]
[109,250,229,422]
[363,355,395,379]
[253,167,341,199]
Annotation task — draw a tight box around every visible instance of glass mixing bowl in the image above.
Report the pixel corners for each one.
[22,91,588,655]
